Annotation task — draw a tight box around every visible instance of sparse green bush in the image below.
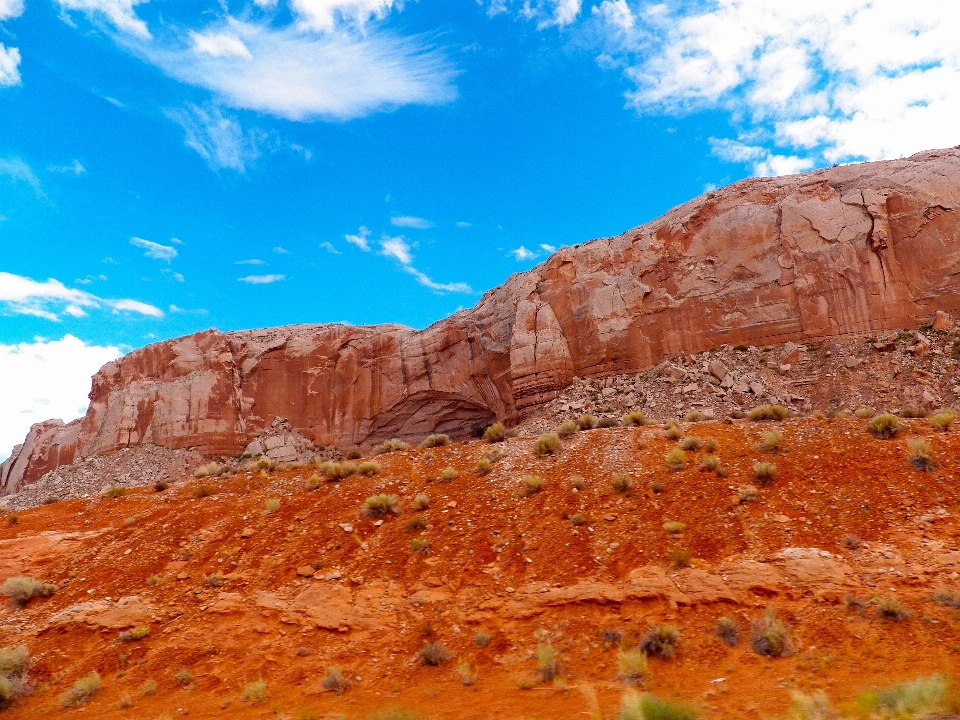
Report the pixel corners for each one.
[569,475,587,490]
[118,626,150,642]
[319,461,357,481]
[662,521,686,534]
[640,624,680,659]
[748,404,788,421]
[103,485,127,498]
[191,483,215,498]
[473,631,492,647]
[933,588,960,608]
[929,409,958,431]
[405,516,427,532]
[484,423,507,442]
[617,649,648,685]
[475,458,492,475]
[417,642,451,666]
[438,467,458,482]
[2,576,55,608]
[533,433,561,456]
[241,678,268,704]
[174,668,193,686]
[357,461,381,476]
[869,413,903,439]
[60,672,101,708]
[683,409,707,423]
[665,448,686,471]
[363,494,401,518]
[569,513,588,526]
[753,461,777,484]
[456,660,476,686]
[667,547,691,569]
[556,420,579,438]
[322,666,346,695]
[0,646,29,679]
[304,475,320,491]
[522,475,545,496]
[758,430,782,452]
[751,610,794,657]
[576,414,598,430]
[876,596,910,621]
[146,574,161,587]
[194,461,228,478]
[679,436,702,451]
[857,676,949,718]
[715,617,740,647]
[738,486,760,503]
[622,411,647,427]
[611,473,634,493]
[419,434,450,449]
[374,438,410,455]
[855,407,877,419]
[264,498,281,515]
[702,437,717,453]
[907,437,935,471]
[664,425,682,441]
[619,692,698,720]
[536,645,557,682]
[412,494,430,511]
[411,538,431,555]
[697,454,721,473]
[786,691,837,720]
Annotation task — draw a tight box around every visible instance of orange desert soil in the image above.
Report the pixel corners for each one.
[3,419,960,719]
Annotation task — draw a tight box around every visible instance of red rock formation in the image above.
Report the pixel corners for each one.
[4,147,960,494]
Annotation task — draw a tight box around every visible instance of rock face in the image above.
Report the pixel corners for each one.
[5,147,960,494]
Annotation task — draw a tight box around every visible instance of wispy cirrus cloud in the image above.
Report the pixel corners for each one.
[238,273,285,284]
[165,103,261,172]
[345,225,371,251]
[47,159,87,175]
[390,215,434,230]
[130,236,178,261]
[0,271,164,321]
[55,0,151,38]
[0,157,43,196]
[234,258,266,265]
[379,234,471,294]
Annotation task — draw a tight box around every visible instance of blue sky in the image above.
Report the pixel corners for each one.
[2,0,960,457]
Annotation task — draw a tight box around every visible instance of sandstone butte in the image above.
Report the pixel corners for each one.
[4,146,960,495]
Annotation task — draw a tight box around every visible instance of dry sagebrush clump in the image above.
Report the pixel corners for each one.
[533,433,562,456]
[1,577,56,609]
[483,422,506,442]
[869,413,903,439]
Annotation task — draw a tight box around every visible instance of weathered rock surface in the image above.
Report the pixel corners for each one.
[5,147,960,494]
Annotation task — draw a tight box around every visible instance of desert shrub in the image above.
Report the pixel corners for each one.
[649,480,664,494]
[857,676,949,718]
[264,498,281,515]
[474,631,492,647]
[556,420,579,438]
[374,438,409,455]
[855,407,877,419]
[617,649,648,685]
[456,660,476,686]
[0,646,29,679]
[842,535,863,550]
[322,666,347,695]
[665,448,686,471]
[103,485,127,498]
[577,414,598,430]
[241,679,268,704]
[154,481,170,492]
[622,411,647,427]
[475,458,492,475]
[715,617,740,647]
[319,462,357,481]
[738,486,760,503]
[435,467,456,483]
[419,434,450,449]
[679,436,702,451]
[483,422,507,443]
[146,574,162,587]
[536,645,557,682]
[569,475,587,490]
[5,515,17,526]
[194,461,227,478]
[933,588,960,608]
[663,425,682,441]
[522,475,545,496]
[640,624,680,660]
[748,404,788,421]
[758,430,782,452]
[411,539,431,555]
[363,494,401,518]
[304,475,320,491]
[697,454,721,473]
[598,417,619,428]
[191,483,215,498]
[2,576,55,608]
[569,513,588,526]
[662,521,686,534]
[702,437,717,453]
[611,473,634,493]
[667,547,691,569]
[869,413,903,439]
[753,461,777,484]
[619,693,699,720]
[412,494,430,511]
[357,461,381,476]
[175,669,193,686]
[929,409,958,431]
[118,626,150,642]
[751,610,794,657]
[907,437,935,471]
[876,596,910,621]
[140,678,156,696]
[60,672,101,708]
[405,516,427,532]
[417,642,451,666]
[683,409,708,423]
[203,575,224,588]
[533,433,561,456]
[900,407,928,419]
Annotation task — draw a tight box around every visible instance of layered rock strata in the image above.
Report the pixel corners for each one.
[4,147,960,494]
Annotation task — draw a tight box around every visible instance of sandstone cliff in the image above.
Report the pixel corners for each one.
[4,147,960,494]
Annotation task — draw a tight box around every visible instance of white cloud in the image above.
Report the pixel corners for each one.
[234,258,265,265]
[74,274,107,285]
[379,234,413,265]
[130,236,178,262]
[169,237,183,245]
[455,221,472,228]
[190,31,253,59]
[319,241,341,254]
[510,246,536,261]
[345,225,371,251]
[390,215,434,229]
[0,157,42,196]
[0,44,20,87]
[402,266,472,294]
[539,243,556,253]
[47,160,87,175]
[56,0,151,39]
[0,271,163,321]
[169,304,208,314]
[272,246,290,254]
[0,335,122,461]
[131,17,457,122]
[481,0,581,28]
[238,274,285,284]
[598,1,960,174]
[166,103,260,173]
[290,0,397,32]
[0,0,24,21]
